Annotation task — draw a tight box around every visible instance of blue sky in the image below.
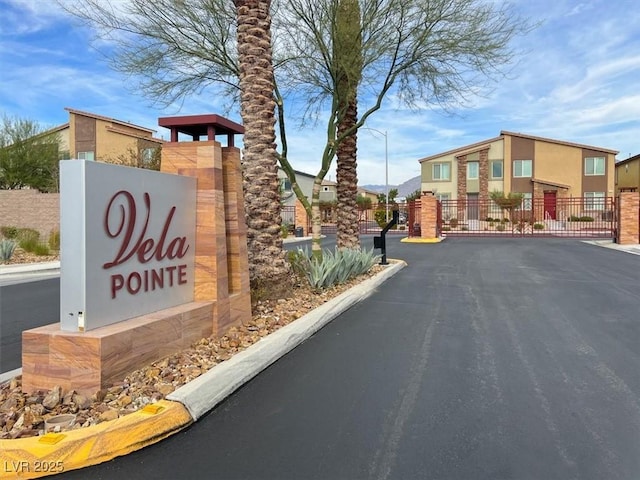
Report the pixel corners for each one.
[1,0,639,187]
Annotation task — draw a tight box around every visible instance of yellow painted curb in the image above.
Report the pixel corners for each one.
[400,237,444,244]
[0,400,192,479]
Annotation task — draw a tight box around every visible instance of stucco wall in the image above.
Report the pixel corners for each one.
[0,190,60,239]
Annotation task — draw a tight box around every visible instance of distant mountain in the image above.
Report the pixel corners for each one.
[361,175,421,199]
[395,175,421,198]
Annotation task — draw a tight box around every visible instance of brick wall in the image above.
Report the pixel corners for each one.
[420,193,438,239]
[0,190,60,239]
[617,191,639,245]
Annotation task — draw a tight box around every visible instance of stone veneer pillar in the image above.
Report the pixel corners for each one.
[456,155,467,221]
[420,193,439,239]
[479,149,489,220]
[161,141,251,336]
[617,192,639,245]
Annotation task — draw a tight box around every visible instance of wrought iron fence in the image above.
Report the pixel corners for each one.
[437,197,617,238]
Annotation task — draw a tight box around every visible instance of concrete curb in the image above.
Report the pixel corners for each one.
[0,400,192,479]
[168,260,406,420]
[400,237,444,244]
[0,262,60,276]
[0,260,406,477]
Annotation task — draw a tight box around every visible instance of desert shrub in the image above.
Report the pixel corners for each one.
[441,226,451,231]
[461,226,469,231]
[34,244,51,256]
[449,218,459,228]
[533,223,545,230]
[579,216,594,222]
[0,239,17,262]
[17,229,40,253]
[1,226,18,239]
[289,247,381,290]
[48,230,60,250]
[484,217,494,222]
[374,209,387,228]
[496,224,505,231]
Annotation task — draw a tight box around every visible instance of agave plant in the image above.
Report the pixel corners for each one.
[0,239,17,263]
[289,247,381,290]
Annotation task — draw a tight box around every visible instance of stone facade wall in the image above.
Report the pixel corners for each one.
[0,190,60,239]
[617,192,639,245]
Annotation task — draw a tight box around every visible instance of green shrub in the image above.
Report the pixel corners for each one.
[502,218,510,223]
[17,229,40,253]
[461,226,468,231]
[449,218,459,228]
[374,209,387,228]
[48,230,60,250]
[1,226,18,239]
[533,223,545,230]
[579,216,594,222]
[289,247,381,290]
[496,224,505,231]
[17,228,40,242]
[484,217,494,222]
[0,239,17,263]
[34,244,51,256]
[441,226,451,231]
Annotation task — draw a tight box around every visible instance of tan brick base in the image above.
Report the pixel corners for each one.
[420,194,438,239]
[617,192,639,245]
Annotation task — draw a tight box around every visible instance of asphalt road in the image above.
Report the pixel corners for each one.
[0,277,60,373]
[60,237,640,480]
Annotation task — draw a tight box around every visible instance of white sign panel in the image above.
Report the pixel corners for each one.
[59,160,197,332]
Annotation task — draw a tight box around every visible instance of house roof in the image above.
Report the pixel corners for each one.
[65,107,156,134]
[105,126,164,144]
[418,136,503,163]
[41,123,69,135]
[499,130,619,155]
[615,153,640,167]
[418,131,618,163]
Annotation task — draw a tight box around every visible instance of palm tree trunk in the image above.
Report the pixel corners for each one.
[336,98,360,249]
[235,0,290,294]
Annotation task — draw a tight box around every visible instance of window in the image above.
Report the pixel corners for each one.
[280,178,292,192]
[585,157,605,176]
[432,162,450,181]
[513,160,532,178]
[584,192,605,210]
[435,193,450,202]
[77,151,94,161]
[467,162,479,180]
[141,148,157,166]
[491,160,503,179]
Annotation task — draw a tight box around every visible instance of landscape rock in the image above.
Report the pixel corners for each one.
[0,264,385,439]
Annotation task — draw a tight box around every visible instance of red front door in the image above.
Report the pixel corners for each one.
[544,191,557,220]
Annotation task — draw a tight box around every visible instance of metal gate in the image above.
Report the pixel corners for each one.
[436,197,617,238]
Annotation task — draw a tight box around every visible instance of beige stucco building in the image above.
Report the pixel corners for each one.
[615,154,640,194]
[419,131,617,214]
[56,108,163,166]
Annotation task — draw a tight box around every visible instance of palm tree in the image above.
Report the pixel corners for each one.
[235,0,290,295]
[334,0,363,250]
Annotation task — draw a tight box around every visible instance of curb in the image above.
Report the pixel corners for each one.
[400,237,444,244]
[0,260,406,477]
[0,262,60,276]
[0,400,192,479]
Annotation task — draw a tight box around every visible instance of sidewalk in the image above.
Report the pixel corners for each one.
[582,239,640,255]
